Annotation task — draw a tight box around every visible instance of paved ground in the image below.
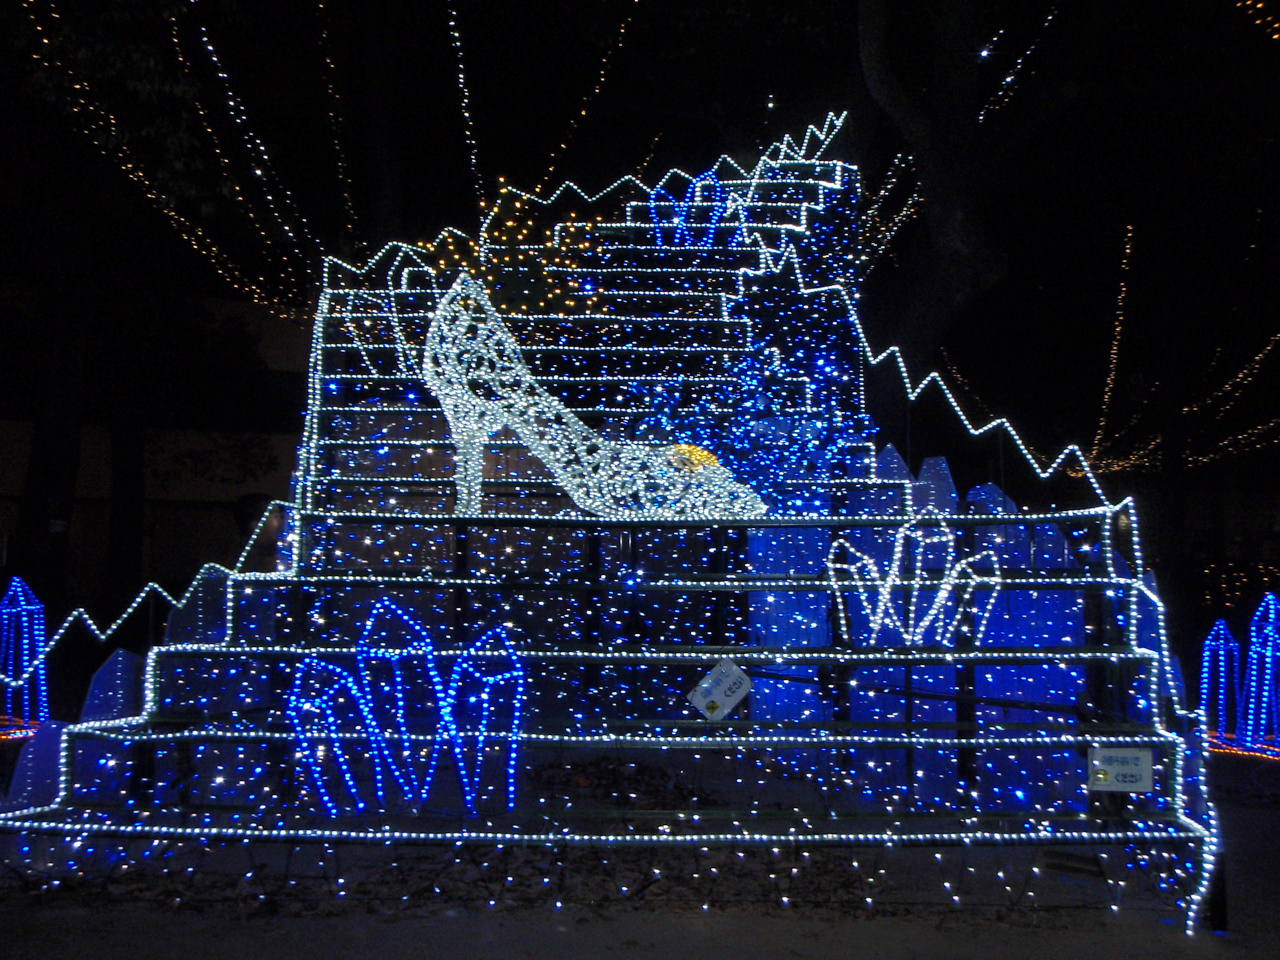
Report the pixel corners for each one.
[0,888,1259,960]
[2,759,1277,959]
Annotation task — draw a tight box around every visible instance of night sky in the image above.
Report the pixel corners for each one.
[1,0,1277,676]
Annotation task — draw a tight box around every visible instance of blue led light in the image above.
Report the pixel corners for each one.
[649,169,737,248]
[1,577,49,732]
[289,599,524,817]
[1239,593,1280,748]
[1200,620,1240,736]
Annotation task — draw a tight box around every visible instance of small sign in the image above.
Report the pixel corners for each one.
[1087,747,1154,792]
[688,658,752,720]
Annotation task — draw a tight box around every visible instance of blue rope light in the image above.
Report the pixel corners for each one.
[649,169,738,248]
[1,577,49,733]
[1201,594,1280,758]
[1200,620,1240,736]
[288,599,524,816]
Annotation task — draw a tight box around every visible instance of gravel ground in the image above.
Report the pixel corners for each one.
[0,888,1258,960]
[1,759,1276,959]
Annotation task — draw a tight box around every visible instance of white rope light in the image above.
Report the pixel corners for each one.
[827,509,1001,648]
[419,273,767,520]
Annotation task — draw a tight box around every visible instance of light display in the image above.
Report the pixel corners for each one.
[826,510,1001,649]
[649,170,738,248]
[315,0,359,242]
[1,577,49,738]
[419,273,767,519]
[446,0,487,225]
[1090,225,1134,469]
[0,115,1217,932]
[1236,0,1280,41]
[534,0,641,193]
[24,1,314,313]
[1200,620,1241,738]
[1203,593,1280,759]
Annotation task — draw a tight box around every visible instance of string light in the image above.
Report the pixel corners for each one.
[0,578,48,739]
[1200,620,1240,737]
[22,0,280,308]
[1182,331,1280,420]
[167,10,308,303]
[0,563,238,700]
[977,7,1061,124]
[1239,594,1279,748]
[190,8,318,257]
[940,214,1270,476]
[977,27,1005,61]
[1186,417,1280,466]
[1202,560,1280,611]
[827,510,1001,649]
[1091,225,1133,462]
[316,0,360,243]
[1203,594,1280,759]
[290,600,524,816]
[419,274,767,519]
[534,0,642,196]
[445,2,487,235]
[856,154,924,275]
[1236,0,1280,40]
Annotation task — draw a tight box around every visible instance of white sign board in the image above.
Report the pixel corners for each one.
[688,658,751,720]
[1087,747,1153,792]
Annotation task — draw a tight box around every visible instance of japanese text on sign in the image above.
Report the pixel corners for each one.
[1087,747,1154,792]
[688,658,751,720]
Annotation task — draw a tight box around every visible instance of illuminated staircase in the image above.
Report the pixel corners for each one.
[1,115,1216,927]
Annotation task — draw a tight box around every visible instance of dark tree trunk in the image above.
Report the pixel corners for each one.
[11,306,87,614]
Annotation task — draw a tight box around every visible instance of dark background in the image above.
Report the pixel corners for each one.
[1,1,1276,711]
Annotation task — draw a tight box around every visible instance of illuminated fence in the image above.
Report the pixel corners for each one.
[1203,593,1280,758]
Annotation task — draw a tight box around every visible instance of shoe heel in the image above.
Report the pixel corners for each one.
[445,405,488,515]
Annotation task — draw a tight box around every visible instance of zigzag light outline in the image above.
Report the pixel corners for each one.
[0,563,234,693]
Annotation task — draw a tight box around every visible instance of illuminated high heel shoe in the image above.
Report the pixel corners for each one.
[421,273,767,519]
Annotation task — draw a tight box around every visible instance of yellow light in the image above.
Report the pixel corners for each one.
[668,444,720,472]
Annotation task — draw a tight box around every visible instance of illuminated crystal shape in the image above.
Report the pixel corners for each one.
[0,577,49,731]
[1200,620,1241,737]
[826,510,1001,647]
[1240,593,1280,746]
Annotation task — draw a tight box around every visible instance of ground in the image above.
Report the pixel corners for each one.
[1,758,1276,959]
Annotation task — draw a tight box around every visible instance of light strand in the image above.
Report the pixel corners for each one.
[1092,225,1133,461]
[1236,0,1280,40]
[534,0,642,196]
[316,0,360,242]
[977,6,1060,124]
[444,1,486,234]
[22,0,277,307]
